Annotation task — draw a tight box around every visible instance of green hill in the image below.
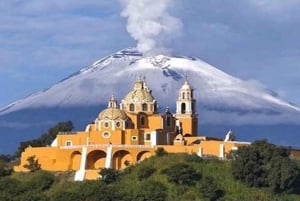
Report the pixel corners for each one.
[1,152,300,201]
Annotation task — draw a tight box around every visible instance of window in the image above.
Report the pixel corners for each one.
[140,115,145,126]
[145,133,151,141]
[181,103,186,114]
[129,104,135,111]
[166,116,172,127]
[116,121,121,128]
[66,141,72,146]
[142,103,148,111]
[131,136,137,141]
[102,132,111,138]
[104,122,109,128]
[182,92,185,99]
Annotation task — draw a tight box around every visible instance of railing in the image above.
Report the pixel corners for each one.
[60,144,152,150]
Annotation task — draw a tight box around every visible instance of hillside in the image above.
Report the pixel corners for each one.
[1,153,300,201]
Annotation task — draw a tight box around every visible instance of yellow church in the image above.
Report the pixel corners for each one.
[15,78,250,180]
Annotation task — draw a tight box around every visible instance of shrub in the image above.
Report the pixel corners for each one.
[23,155,41,172]
[137,166,156,180]
[162,163,201,186]
[155,147,168,157]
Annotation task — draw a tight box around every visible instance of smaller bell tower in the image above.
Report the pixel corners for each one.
[175,78,198,136]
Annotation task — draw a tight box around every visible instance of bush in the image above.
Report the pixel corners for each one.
[137,166,156,180]
[232,140,300,194]
[162,163,201,186]
[134,180,167,201]
[23,155,41,172]
[99,168,120,184]
[197,176,224,201]
[155,147,168,157]
[26,171,55,191]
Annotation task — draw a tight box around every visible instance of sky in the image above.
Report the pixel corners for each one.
[0,0,300,109]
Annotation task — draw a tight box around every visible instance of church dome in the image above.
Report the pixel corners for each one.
[124,89,154,103]
[98,108,127,120]
[123,78,155,103]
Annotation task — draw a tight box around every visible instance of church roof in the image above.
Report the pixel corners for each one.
[123,78,155,103]
[98,108,127,120]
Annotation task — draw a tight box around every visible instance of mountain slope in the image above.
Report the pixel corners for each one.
[0,48,300,153]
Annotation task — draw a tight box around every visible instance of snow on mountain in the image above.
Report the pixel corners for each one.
[1,48,300,125]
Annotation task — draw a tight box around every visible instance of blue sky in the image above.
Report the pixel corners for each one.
[1,0,300,108]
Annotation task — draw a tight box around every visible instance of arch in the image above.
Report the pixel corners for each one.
[113,150,133,169]
[137,151,152,162]
[129,104,135,112]
[142,103,148,111]
[140,115,145,126]
[181,103,186,114]
[69,151,81,170]
[86,150,106,169]
[182,92,185,99]
[166,115,172,127]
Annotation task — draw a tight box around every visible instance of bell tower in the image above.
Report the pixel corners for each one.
[175,78,198,136]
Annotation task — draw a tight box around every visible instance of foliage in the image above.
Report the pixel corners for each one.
[133,180,167,201]
[23,155,41,172]
[99,168,120,184]
[162,163,201,186]
[183,153,203,163]
[137,166,156,180]
[155,147,168,157]
[26,171,55,191]
[197,176,224,201]
[0,158,12,177]
[232,140,300,194]
[15,121,74,157]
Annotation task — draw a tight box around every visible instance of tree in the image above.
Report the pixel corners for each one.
[23,155,41,172]
[99,168,120,184]
[0,156,12,177]
[15,121,74,157]
[134,180,167,201]
[197,176,224,201]
[155,147,168,157]
[162,163,201,186]
[232,140,300,193]
[137,166,156,180]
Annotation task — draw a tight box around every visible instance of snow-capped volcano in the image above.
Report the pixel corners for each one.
[1,48,300,153]
[1,48,299,124]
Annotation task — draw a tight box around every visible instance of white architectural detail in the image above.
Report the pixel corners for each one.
[198,147,203,157]
[219,144,224,158]
[74,146,87,181]
[105,144,113,168]
[50,137,58,147]
[150,131,157,147]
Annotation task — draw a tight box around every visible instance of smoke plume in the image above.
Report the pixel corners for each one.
[120,0,182,54]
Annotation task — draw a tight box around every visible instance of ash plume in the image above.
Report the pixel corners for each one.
[120,0,183,55]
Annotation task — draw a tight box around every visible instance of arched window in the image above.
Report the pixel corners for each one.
[166,116,172,127]
[182,92,185,99]
[181,103,186,114]
[129,104,134,111]
[187,92,190,99]
[142,103,148,111]
[140,115,145,126]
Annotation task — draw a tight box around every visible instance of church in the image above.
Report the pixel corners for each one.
[14,77,250,180]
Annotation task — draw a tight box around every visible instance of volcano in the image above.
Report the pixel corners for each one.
[1,48,300,153]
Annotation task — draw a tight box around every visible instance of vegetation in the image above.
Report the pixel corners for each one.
[1,145,300,201]
[1,120,300,201]
[232,140,300,194]
[15,121,74,157]
[23,155,41,172]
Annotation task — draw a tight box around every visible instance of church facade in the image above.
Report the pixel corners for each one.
[14,78,250,180]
